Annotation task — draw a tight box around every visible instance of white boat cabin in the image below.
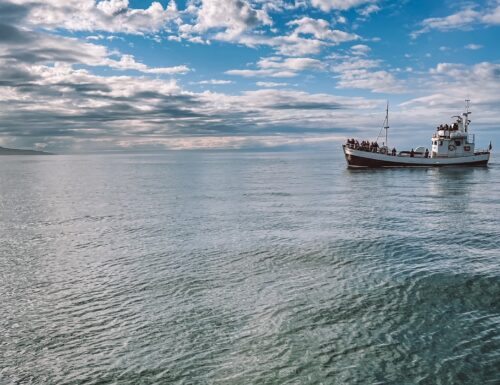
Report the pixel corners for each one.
[431,110,474,158]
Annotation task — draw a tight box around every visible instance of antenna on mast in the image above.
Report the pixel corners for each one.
[464,98,471,132]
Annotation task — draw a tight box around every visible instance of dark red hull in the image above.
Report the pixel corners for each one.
[345,153,489,168]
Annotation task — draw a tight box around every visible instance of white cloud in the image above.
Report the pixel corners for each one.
[402,62,500,110]
[224,16,359,56]
[288,17,359,43]
[44,63,180,94]
[197,79,234,84]
[482,4,500,24]
[464,43,483,50]
[418,8,479,33]
[86,35,105,41]
[330,56,404,93]
[96,0,129,16]
[269,35,326,56]
[336,69,404,93]
[0,28,108,67]
[256,82,290,87]
[195,88,382,135]
[358,4,380,17]
[412,3,500,37]
[333,58,380,71]
[350,44,371,55]
[86,34,125,42]
[226,69,296,77]
[261,1,305,13]
[260,57,325,71]
[230,53,404,93]
[0,23,190,76]
[17,0,360,57]
[9,0,367,60]
[0,5,191,77]
[211,32,325,56]
[198,9,358,56]
[309,0,375,12]
[12,0,179,34]
[107,55,191,74]
[193,0,272,37]
[226,56,325,77]
[0,61,181,118]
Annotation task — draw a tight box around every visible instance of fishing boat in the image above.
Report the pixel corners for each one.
[342,100,491,168]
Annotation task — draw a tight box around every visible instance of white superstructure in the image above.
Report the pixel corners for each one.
[431,100,475,159]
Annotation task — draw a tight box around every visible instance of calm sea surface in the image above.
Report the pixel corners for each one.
[1,151,499,384]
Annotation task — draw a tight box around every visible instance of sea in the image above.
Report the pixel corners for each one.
[1,150,499,384]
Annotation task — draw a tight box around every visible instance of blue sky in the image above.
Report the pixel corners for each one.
[0,0,499,152]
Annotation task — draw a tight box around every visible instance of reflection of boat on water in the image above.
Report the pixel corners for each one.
[342,100,491,168]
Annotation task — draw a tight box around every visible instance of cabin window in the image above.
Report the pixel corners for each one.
[455,140,461,146]
[439,141,443,146]
[433,141,437,145]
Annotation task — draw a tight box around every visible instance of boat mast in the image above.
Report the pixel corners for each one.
[384,101,389,147]
[375,101,390,147]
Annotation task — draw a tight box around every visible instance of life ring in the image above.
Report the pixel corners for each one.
[448,144,456,151]
[379,147,387,154]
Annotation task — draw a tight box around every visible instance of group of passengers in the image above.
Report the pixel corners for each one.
[346,138,398,156]
[438,123,459,131]
[346,139,380,152]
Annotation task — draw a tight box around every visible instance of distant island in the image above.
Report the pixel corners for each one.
[0,146,53,155]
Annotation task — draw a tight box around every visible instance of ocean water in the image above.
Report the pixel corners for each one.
[1,150,499,385]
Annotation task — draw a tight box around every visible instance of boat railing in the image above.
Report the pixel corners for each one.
[347,143,437,158]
